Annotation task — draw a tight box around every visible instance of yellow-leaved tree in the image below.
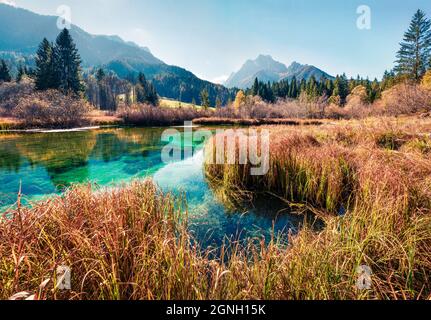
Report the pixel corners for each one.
[421,70,431,91]
[233,90,246,111]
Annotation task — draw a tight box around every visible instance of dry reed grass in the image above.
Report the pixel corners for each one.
[204,116,431,299]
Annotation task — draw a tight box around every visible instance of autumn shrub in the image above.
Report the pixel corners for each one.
[374,82,431,115]
[118,103,213,126]
[204,117,431,299]
[214,96,308,119]
[14,90,90,128]
[0,80,34,116]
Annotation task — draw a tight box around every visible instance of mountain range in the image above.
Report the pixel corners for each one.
[225,55,333,89]
[0,4,333,104]
[0,3,233,104]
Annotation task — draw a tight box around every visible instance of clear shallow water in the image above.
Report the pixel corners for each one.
[0,127,303,248]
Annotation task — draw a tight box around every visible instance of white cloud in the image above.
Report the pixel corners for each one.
[211,75,229,84]
[0,0,16,6]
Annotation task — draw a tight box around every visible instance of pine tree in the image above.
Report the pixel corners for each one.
[35,38,56,90]
[215,96,222,109]
[299,79,307,95]
[200,89,211,109]
[331,74,349,105]
[395,9,431,80]
[251,78,260,96]
[16,64,26,82]
[146,82,159,106]
[53,29,84,95]
[96,68,106,82]
[135,72,159,106]
[289,76,298,98]
[381,70,396,90]
[0,60,12,82]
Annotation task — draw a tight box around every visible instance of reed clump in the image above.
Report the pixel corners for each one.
[204,116,431,299]
[0,181,213,300]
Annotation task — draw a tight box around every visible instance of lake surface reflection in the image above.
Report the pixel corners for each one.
[0,127,304,248]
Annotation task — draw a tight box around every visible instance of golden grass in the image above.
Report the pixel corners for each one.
[159,98,204,110]
[204,116,431,299]
[193,117,326,126]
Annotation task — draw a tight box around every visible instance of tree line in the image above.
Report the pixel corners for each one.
[0,28,160,109]
[247,74,381,105]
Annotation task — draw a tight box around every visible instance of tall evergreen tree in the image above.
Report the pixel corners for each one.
[332,74,349,105]
[251,78,260,96]
[395,9,431,80]
[16,64,27,82]
[289,76,298,98]
[200,88,211,109]
[136,72,159,105]
[53,28,84,95]
[35,38,56,90]
[0,60,12,82]
[96,68,106,82]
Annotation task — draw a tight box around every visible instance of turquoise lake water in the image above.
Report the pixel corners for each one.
[0,127,303,248]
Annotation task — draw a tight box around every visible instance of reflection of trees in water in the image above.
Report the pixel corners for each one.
[15,131,98,188]
[0,128,167,189]
[90,128,164,162]
[0,136,23,172]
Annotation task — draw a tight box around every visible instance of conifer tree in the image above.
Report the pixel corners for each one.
[136,72,158,106]
[332,74,349,105]
[0,60,12,82]
[395,9,431,80]
[16,64,27,82]
[289,76,298,98]
[251,78,260,96]
[53,28,84,95]
[96,68,106,82]
[200,88,211,109]
[35,38,56,90]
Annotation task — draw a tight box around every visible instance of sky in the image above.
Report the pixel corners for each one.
[3,0,431,82]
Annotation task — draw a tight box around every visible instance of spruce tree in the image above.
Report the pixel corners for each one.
[332,74,349,105]
[96,68,106,82]
[53,28,84,95]
[35,38,56,90]
[200,89,211,109]
[135,72,158,106]
[251,78,260,96]
[0,60,12,82]
[289,76,298,98]
[395,9,431,80]
[146,82,159,106]
[16,64,26,82]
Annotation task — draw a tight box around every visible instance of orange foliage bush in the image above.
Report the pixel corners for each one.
[14,90,90,128]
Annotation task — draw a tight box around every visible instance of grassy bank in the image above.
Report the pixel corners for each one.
[205,116,431,299]
[193,117,326,126]
[0,111,123,131]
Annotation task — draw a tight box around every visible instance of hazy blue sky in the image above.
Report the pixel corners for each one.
[5,0,431,82]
